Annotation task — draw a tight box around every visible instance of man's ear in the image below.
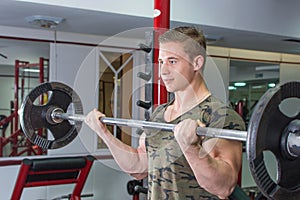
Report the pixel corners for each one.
[193,55,204,71]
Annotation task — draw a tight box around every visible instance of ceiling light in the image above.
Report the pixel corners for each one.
[228,86,237,90]
[25,15,65,29]
[252,85,264,89]
[268,83,276,88]
[255,65,279,71]
[22,69,40,73]
[234,82,247,87]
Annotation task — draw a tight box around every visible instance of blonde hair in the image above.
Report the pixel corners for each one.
[159,26,207,66]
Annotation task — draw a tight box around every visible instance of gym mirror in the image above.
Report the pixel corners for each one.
[229,59,280,128]
[0,38,49,157]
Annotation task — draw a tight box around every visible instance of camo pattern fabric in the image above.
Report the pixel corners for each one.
[144,95,246,200]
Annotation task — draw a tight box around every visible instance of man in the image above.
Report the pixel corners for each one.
[86,26,245,199]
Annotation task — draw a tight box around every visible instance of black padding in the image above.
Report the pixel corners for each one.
[26,156,87,171]
[26,171,79,183]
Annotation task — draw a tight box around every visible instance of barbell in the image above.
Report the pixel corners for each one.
[19,81,300,200]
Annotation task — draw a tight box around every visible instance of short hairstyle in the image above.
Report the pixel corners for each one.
[158,26,207,64]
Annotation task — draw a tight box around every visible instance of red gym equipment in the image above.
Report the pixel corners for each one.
[10,155,94,200]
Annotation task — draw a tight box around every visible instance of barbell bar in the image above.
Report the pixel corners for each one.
[52,111,248,142]
[50,107,300,160]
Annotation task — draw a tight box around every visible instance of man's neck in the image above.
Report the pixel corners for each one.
[172,81,210,114]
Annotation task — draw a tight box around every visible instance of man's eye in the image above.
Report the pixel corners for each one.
[169,60,176,64]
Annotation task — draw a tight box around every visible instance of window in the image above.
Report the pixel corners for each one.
[98,50,134,149]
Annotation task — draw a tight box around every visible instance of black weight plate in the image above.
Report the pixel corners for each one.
[19,82,83,149]
[247,81,300,199]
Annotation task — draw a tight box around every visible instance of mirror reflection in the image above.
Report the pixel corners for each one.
[229,60,279,127]
[0,39,49,157]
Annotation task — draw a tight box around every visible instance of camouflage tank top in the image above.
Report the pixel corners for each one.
[144,96,245,200]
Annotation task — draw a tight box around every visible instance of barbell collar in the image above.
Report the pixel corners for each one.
[53,112,86,122]
[287,130,300,158]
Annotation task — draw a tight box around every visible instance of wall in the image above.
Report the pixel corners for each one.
[0,65,14,116]
[280,54,300,82]
[48,43,97,155]
[206,47,230,103]
[229,66,279,83]
[279,54,300,130]
[18,0,300,38]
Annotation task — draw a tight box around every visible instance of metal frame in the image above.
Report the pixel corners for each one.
[11,155,94,200]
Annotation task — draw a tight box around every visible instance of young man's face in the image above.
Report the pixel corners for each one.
[158,42,196,93]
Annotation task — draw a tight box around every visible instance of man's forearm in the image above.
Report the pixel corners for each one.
[99,129,148,175]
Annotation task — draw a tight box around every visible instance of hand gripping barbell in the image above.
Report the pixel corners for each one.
[19,81,300,199]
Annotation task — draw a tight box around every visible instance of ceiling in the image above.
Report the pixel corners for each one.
[0,0,300,66]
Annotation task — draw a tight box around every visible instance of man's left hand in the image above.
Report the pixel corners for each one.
[174,119,205,150]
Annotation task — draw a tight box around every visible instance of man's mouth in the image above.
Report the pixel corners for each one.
[162,77,173,83]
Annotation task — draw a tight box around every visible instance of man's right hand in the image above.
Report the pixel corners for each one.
[85,108,108,136]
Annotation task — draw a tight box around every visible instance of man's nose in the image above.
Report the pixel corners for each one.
[160,63,169,75]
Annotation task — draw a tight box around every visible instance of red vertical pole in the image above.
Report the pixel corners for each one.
[10,161,31,200]
[235,101,244,186]
[12,60,20,156]
[21,78,24,102]
[0,137,3,157]
[71,156,95,199]
[153,0,170,106]
[39,57,44,84]
[37,57,45,155]
[133,195,139,200]
[14,60,19,133]
[39,57,45,105]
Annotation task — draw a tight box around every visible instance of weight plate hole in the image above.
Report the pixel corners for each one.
[263,150,278,183]
[279,97,300,118]
[32,91,52,106]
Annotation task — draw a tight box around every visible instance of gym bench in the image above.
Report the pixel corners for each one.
[11,155,95,200]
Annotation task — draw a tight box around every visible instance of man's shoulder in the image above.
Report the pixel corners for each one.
[149,102,169,121]
[201,95,246,130]
[201,95,228,108]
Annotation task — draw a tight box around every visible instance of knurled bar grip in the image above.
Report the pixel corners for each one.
[53,112,247,141]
